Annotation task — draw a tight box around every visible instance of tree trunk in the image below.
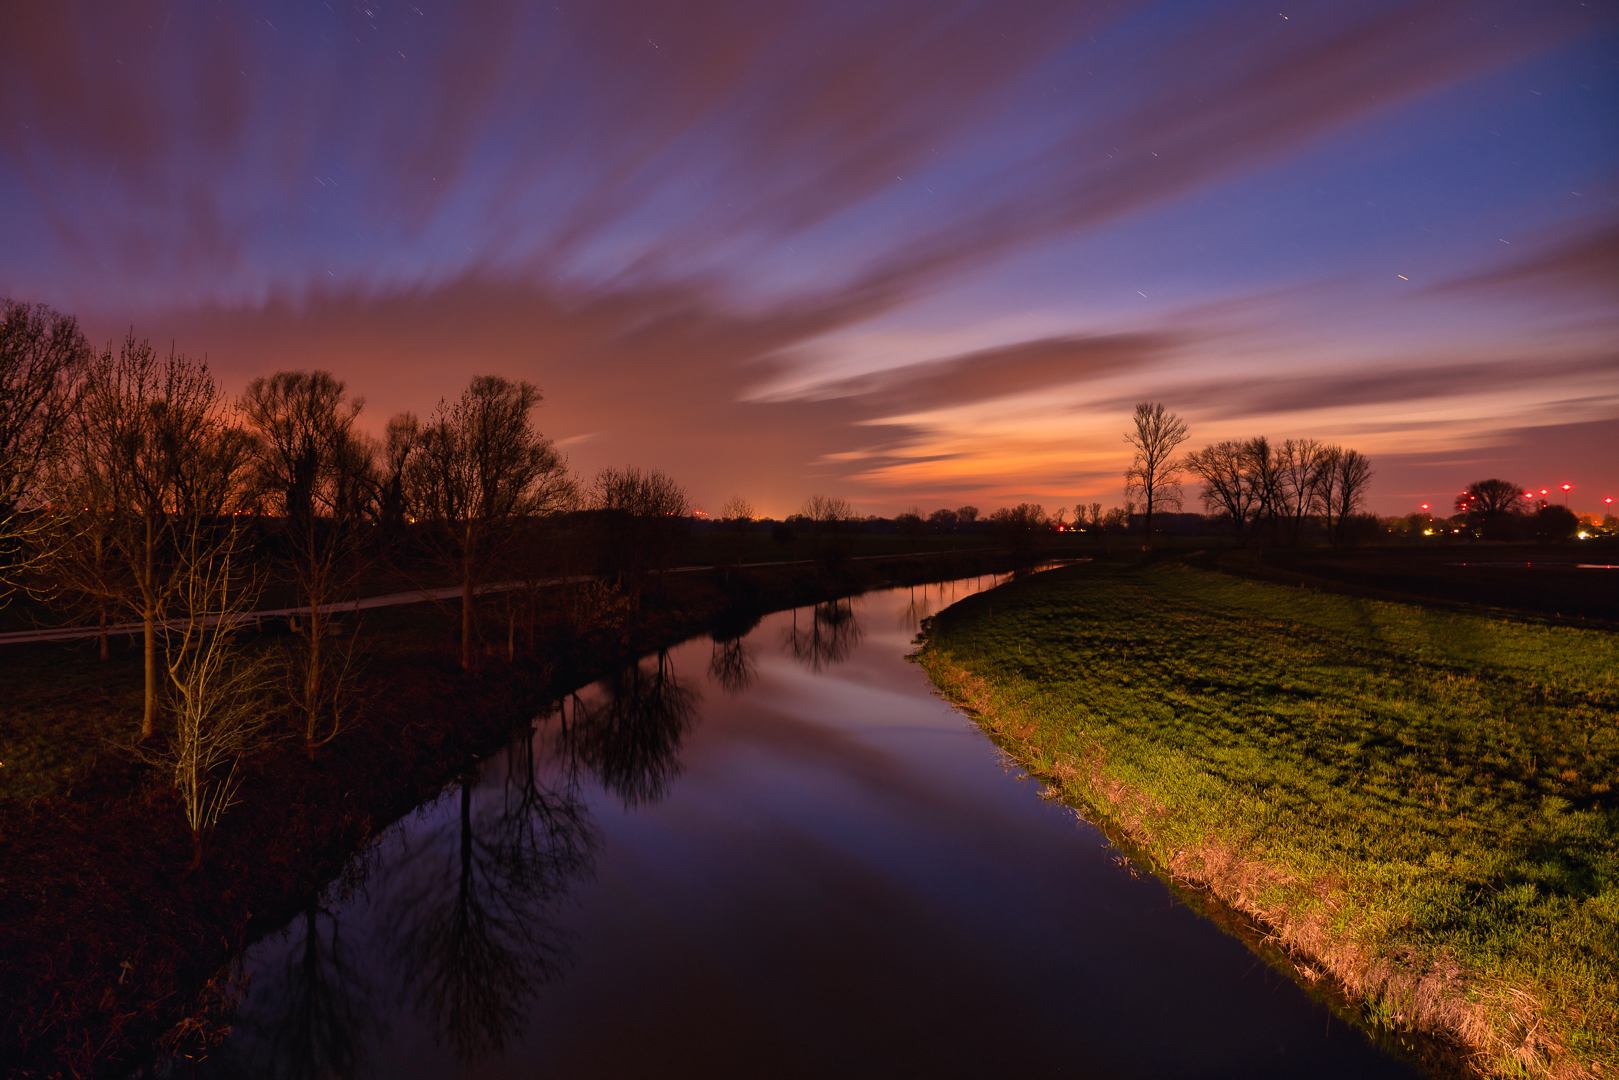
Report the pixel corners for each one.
[142,514,157,738]
[142,605,157,738]
[461,569,474,671]
[305,604,323,759]
[98,602,109,662]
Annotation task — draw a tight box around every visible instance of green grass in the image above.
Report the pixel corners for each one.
[918,557,1619,1077]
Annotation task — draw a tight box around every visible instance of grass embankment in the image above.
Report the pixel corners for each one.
[0,549,1021,1079]
[917,557,1618,1079]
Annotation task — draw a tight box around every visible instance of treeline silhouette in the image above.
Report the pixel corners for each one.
[0,299,708,854]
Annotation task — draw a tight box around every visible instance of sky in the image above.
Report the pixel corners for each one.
[2,0,1616,519]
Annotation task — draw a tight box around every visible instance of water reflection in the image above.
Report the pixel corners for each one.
[782,597,862,672]
[203,729,607,1075]
[558,649,699,808]
[197,568,1423,1080]
[708,633,755,694]
[386,763,592,1060]
[221,900,378,1079]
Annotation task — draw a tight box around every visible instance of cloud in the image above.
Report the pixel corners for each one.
[1427,216,1619,299]
[4,0,1607,309]
[1105,351,1619,423]
[783,333,1174,414]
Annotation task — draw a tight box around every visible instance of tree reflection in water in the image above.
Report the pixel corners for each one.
[708,607,762,694]
[558,649,699,807]
[208,894,380,1079]
[386,738,599,1062]
[709,634,755,694]
[783,598,862,672]
[195,649,705,1076]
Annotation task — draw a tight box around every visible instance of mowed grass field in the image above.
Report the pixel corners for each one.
[917,558,1619,1078]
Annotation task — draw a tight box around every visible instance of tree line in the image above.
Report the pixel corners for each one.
[1122,401,1374,547]
[1,299,698,856]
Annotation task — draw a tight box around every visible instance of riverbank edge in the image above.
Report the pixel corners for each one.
[914,645,1588,1080]
[0,550,1028,1079]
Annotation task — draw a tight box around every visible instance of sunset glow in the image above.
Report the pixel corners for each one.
[2,0,1615,516]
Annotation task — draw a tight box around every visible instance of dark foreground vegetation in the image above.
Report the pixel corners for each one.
[0,547,1031,1078]
[917,550,1619,1079]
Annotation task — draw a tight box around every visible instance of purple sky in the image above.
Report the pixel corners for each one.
[3,0,1616,518]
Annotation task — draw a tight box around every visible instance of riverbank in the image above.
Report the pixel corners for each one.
[915,555,1618,1079]
[0,550,1024,1078]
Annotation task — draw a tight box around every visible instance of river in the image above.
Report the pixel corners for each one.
[197,570,1424,1078]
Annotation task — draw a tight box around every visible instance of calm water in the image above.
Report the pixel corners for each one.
[200,572,1423,1079]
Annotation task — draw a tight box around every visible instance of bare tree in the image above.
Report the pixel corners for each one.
[1184,440,1263,545]
[1273,438,1330,547]
[411,377,574,670]
[590,466,690,608]
[799,493,855,564]
[955,505,979,525]
[136,518,275,866]
[717,495,755,574]
[1317,447,1374,546]
[1239,436,1283,542]
[0,299,93,605]
[989,503,1049,561]
[240,371,376,756]
[1123,402,1190,547]
[1456,478,1527,539]
[376,411,421,541]
[76,334,251,736]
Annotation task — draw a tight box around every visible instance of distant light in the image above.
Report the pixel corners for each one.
[1420,504,1429,511]
[1541,489,1548,495]
[1562,484,1572,492]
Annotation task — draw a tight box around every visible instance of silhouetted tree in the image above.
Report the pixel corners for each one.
[955,505,979,526]
[1317,446,1374,546]
[75,334,252,736]
[0,298,93,605]
[1123,402,1189,547]
[989,502,1049,561]
[241,370,376,755]
[1531,503,1578,544]
[800,493,856,568]
[927,508,958,532]
[410,376,574,669]
[1456,478,1527,539]
[590,466,690,609]
[1272,438,1330,546]
[375,411,420,541]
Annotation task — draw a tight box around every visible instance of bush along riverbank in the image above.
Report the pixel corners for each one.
[915,556,1619,1079]
[0,550,1024,1079]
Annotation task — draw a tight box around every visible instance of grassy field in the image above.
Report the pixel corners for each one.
[917,556,1619,1079]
